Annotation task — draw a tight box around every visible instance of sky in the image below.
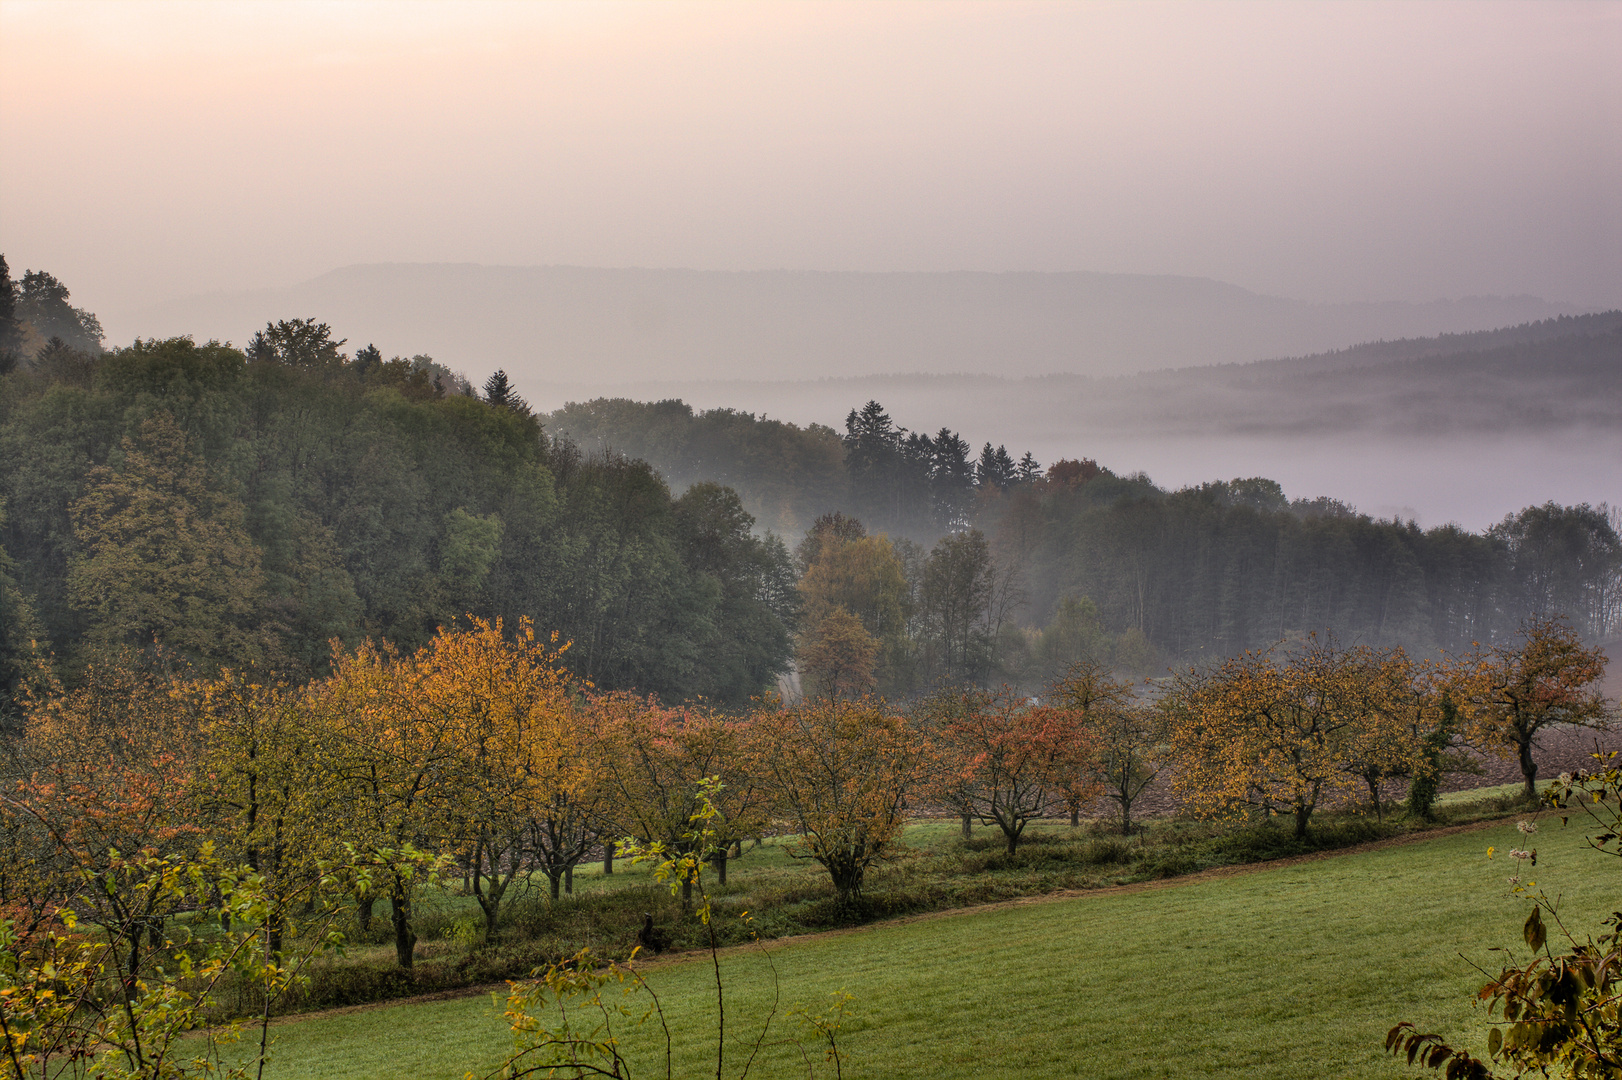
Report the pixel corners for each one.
[2,0,1620,322]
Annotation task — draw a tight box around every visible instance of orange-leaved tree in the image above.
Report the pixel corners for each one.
[589,693,770,902]
[1451,614,1612,803]
[1050,660,1155,832]
[4,653,203,989]
[750,695,921,903]
[924,686,1099,854]
[1166,637,1415,839]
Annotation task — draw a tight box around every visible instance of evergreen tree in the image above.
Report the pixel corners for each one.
[929,428,975,529]
[483,369,529,413]
[976,443,1016,490]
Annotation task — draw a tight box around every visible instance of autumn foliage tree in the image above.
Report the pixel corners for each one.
[302,639,460,968]
[590,693,770,902]
[751,696,921,903]
[924,686,1100,854]
[1452,614,1612,803]
[4,654,202,990]
[1166,637,1425,839]
[412,617,583,931]
[1051,660,1160,833]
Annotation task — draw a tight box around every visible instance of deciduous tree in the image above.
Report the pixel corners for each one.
[68,412,267,667]
[924,687,1099,854]
[1052,660,1158,832]
[751,696,920,903]
[1452,615,1612,802]
[1166,637,1414,839]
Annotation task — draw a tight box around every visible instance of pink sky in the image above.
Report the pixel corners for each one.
[2,0,1619,318]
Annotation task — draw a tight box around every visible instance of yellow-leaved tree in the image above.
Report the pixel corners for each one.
[303,639,458,969]
[1166,638,1425,839]
[750,695,921,905]
[417,617,591,926]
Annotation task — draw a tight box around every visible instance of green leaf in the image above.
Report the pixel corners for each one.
[1487,1027,1502,1056]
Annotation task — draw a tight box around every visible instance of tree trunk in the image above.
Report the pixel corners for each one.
[1518,738,1539,803]
[680,875,693,911]
[1069,801,1080,828]
[548,870,562,901]
[475,892,500,944]
[602,847,613,875]
[1293,803,1312,840]
[564,864,574,895]
[390,880,416,969]
[713,847,728,886]
[960,813,971,839]
[357,895,375,934]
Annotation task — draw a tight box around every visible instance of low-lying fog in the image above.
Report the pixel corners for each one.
[530,379,1622,532]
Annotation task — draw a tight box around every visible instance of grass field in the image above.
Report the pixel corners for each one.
[242,811,1615,1079]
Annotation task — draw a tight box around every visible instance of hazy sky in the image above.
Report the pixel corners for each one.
[2,0,1620,320]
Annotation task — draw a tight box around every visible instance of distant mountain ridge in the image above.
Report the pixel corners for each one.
[117,263,1589,384]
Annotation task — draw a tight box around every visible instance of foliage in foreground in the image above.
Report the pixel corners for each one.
[479,782,850,1080]
[1388,750,1622,1078]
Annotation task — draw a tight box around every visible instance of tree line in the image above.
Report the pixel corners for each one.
[0,302,798,727]
[552,395,1622,676]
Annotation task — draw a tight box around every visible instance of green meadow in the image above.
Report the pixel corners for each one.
[247,813,1612,1079]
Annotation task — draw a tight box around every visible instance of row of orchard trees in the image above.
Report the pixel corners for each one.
[1,618,926,981]
[3,614,1610,986]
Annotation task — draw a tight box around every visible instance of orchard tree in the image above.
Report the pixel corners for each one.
[1052,660,1159,832]
[303,638,460,968]
[5,654,203,990]
[751,696,921,903]
[193,670,320,953]
[1166,637,1417,839]
[925,686,1099,854]
[414,617,582,932]
[589,692,769,900]
[1452,614,1612,803]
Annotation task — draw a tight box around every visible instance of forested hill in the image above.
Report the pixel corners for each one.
[3,264,1618,725]
[0,331,798,727]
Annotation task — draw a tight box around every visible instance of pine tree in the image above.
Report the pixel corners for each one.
[482,369,529,412]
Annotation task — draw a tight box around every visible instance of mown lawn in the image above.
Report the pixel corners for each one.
[243,812,1613,1079]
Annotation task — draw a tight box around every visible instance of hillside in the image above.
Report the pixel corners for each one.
[118,264,1585,385]
[543,312,1622,529]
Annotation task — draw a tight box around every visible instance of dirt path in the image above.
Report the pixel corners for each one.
[268,813,1524,1027]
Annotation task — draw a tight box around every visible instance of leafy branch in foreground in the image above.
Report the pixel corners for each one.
[0,841,435,1080]
[480,778,853,1080]
[1387,748,1622,1079]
